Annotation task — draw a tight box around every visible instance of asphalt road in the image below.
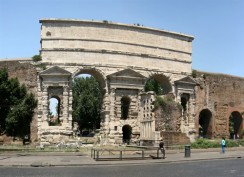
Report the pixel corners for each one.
[0,158,243,177]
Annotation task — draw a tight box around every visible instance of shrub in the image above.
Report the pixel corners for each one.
[192,70,197,78]
[191,138,244,149]
[191,138,219,149]
[225,140,240,147]
[32,55,42,62]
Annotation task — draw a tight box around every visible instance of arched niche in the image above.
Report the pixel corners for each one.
[121,96,131,120]
[199,109,213,138]
[122,124,132,144]
[229,111,243,139]
[73,68,107,93]
[145,74,172,95]
[181,93,190,112]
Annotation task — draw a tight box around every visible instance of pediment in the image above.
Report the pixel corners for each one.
[40,66,71,77]
[108,69,146,79]
[175,76,196,85]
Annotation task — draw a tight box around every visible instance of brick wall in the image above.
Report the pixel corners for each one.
[0,60,38,142]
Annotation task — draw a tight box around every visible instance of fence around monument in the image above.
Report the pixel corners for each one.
[91,148,164,161]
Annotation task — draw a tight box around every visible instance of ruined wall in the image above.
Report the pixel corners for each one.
[0,59,38,142]
[195,71,244,138]
[154,97,181,132]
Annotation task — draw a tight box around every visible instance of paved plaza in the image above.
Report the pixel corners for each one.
[0,147,243,167]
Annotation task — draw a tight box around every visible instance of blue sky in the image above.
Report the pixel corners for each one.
[0,0,243,77]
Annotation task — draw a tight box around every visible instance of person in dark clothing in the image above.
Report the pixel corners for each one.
[159,139,165,159]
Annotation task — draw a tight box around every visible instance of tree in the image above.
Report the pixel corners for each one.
[32,55,42,62]
[72,76,102,131]
[0,68,37,138]
[145,78,163,95]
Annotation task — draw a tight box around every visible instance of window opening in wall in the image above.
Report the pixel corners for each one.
[121,96,131,120]
[49,97,61,126]
[181,97,187,112]
[114,126,117,131]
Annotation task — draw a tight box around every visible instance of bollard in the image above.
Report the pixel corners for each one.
[120,151,122,160]
[157,148,159,158]
[184,145,191,157]
[96,150,99,161]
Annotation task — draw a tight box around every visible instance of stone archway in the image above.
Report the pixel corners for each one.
[199,109,212,138]
[73,68,107,92]
[229,111,243,139]
[73,68,106,131]
[122,124,132,144]
[145,74,172,95]
[37,19,195,145]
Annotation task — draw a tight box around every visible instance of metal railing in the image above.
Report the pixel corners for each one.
[91,148,163,161]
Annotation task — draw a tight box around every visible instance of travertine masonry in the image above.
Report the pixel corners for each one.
[1,19,243,145]
[38,19,196,145]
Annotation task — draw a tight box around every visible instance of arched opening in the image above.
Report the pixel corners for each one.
[122,124,132,144]
[48,97,61,126]
[121,96,131,120]
[145,74,172,95]
[229,111,243,139]
[72,70,105,136]
[199,109,212,138]
[181,97,187,112]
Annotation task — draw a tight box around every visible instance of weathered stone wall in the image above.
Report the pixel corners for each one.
[154,96,182,132]
[38,19,196,145]
[161,132,190,146]
[195,71,244,138]
[0,59,38,142]
[40,19,194,75]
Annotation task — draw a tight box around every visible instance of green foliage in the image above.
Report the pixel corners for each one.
[36,63,46,70]
[72,76,102,131]
[191,138,220,149]
[32,55,42,62]
[153,96,181,131]
[145,78,163,95]
[225,139,241,147]
[192,70,197,78]
[191,138,244,149]
[153,96,178,112]
[153,96,167,109]
[0,68,37,137]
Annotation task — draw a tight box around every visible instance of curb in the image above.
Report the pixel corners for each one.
[0,155,242,168]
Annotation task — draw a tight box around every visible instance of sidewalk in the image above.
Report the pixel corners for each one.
[0,147,243,167]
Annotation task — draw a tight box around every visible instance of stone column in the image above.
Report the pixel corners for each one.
[68,87,73,124]
[37,79,43,139]
[109,88,115,122]
[62,85,69,124]
[42,85,49,127]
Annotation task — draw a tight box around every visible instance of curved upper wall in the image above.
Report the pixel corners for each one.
[40,18,194,74]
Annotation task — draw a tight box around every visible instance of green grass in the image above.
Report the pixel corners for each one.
[191,138,244,149]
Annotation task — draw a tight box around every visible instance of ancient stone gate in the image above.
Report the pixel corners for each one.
[37,18,196,145]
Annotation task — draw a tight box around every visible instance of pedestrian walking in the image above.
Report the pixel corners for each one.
[159,139,165,159]
[221,137,226,154]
